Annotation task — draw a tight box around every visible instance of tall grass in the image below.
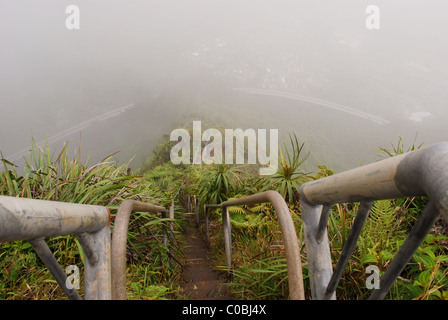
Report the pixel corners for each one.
[263,133,310,204]
[0,140,184,299]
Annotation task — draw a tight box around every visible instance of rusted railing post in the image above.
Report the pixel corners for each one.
[169,198,175,238]
[204,204,210,247]
[194,195,199,226]
[222,206,232,270]
[187,195,192,213]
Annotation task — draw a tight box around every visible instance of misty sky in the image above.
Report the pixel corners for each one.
[1,1,447,172]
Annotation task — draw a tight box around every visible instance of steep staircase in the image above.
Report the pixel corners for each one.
[180,214,231,300]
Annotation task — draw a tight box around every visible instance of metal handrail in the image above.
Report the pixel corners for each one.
[298,142,448,300]
[0,196,175,300]
[203,191,305,300]
[0,196,112,299]
[111,199,171,300]
[4,143,446,300]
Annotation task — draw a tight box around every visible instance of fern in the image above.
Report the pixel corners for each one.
[230,213,267,230]
[251,203,269,213]
[370,200,396,231]
[228,206,246,215]
[358,200,404,258]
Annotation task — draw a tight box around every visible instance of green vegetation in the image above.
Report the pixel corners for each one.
[262,133,310,204]
[194,134,448,300]
[0,139,186,300]
[1,133,447,300]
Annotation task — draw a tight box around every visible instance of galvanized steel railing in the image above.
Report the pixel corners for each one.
[192,142,448,300]
[298,142,448,300]
[0,196,112,300]
[201,191,305,300]
[0,196,173,300]
[3,142,447,300]
[111,199,173,300]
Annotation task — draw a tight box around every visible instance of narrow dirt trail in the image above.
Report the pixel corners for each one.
[180,216,231,300]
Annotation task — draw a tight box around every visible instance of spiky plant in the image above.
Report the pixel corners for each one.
[264,133,310,204]
[194,163,242,205]
[377,134,423,158]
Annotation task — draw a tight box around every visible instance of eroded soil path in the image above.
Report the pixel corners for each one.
[180,217,231,300]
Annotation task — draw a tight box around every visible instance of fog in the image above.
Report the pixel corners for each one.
[1,0,447,172]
